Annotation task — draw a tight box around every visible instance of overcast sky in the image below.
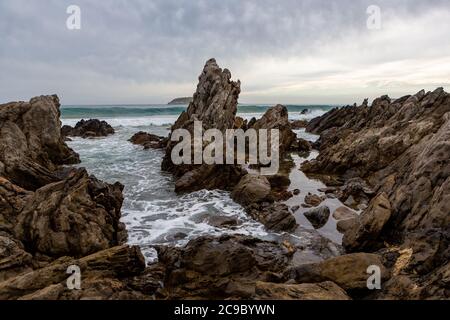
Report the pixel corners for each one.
[1,0,449,105]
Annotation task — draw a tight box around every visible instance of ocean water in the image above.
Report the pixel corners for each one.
[61,104,342,263]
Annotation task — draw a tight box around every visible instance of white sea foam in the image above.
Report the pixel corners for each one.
[63,107,331,263]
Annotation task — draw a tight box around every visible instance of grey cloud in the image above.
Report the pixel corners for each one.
[0,0,449,104]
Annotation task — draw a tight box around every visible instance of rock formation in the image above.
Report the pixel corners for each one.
[0,95,142,299]
[61,119,114,138]
[302,88,450,299]
[0,95,80,190]
[128,131,167,150]
[161,58,245,193]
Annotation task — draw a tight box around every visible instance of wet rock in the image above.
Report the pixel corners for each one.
[290,119,309,129]
[0,234,33,282]
[333,206,358,220]
[290,138,312,152]
[343,193,391,252]
[250,104,297,154]
[204,215,240,229]
[301,109,309,115]
[13,168,126,258]
[300,88,450,299]
[156,235,296,299]
[231,175,271,207]
[0,245,145,300]
[175,164,246,193]
[304,193,325,207]
[233,116,247,129]
[254,281,350,300]
[128,131,167,149]
[337,218,358,234]
[336,178,374,210]
[266,174,291,190]
[62,119,115,138]
[284,253,389,291]
[303,206,330,229]
[246,202,298,232]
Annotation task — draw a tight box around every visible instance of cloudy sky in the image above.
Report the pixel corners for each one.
[1,0,449,105]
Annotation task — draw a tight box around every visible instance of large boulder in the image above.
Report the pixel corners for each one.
[0,95,80,190]
[231,174,297,232]
[254,281,350,300]
[0,245,145,300]
[231,174,271,207]
[246,202,298,232]
[343,193,392,252]
[13,168,126,258]
[284,252,389,291]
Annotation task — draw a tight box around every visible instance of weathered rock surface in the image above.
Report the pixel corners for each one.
[14,168,126,258]
[231,174,297,231]
[161,59,243,193]
[250,104,297,154]
[290,137,312,152]
[0,95,144,300]
[333,206,358,221]
[343,193,391,252]
[284,252,389,291]
[61,119,114,138]
[304,193,325,207]
[155,235,296,299]
[254,281,350,300]
[231,174,271,207]
[304,206,330,229]
[0,95,80,190]
[246,202,298,232]
[128,131,167,150]
[301,88,450,299]
[290,119,309,129]
[0,245,146,300]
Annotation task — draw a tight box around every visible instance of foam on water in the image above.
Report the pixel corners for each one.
[62,106,334,264]
[64,122,270,263]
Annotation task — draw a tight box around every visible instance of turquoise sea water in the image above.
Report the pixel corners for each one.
[61,104,335,120]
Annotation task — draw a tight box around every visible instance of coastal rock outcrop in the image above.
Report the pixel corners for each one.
[128,131,167,150]
[161,58,243,193]
[301,88,450,299]
[61,119,115,138]
[155,235,296,299]
[0,95,80,190]
[0,95,142,299]
[250,104,297,153]
[231,174,297,231]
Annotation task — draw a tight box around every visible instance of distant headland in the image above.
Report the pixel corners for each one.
[167,97,193,105]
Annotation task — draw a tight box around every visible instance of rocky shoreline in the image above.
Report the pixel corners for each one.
[0,60,448,300]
